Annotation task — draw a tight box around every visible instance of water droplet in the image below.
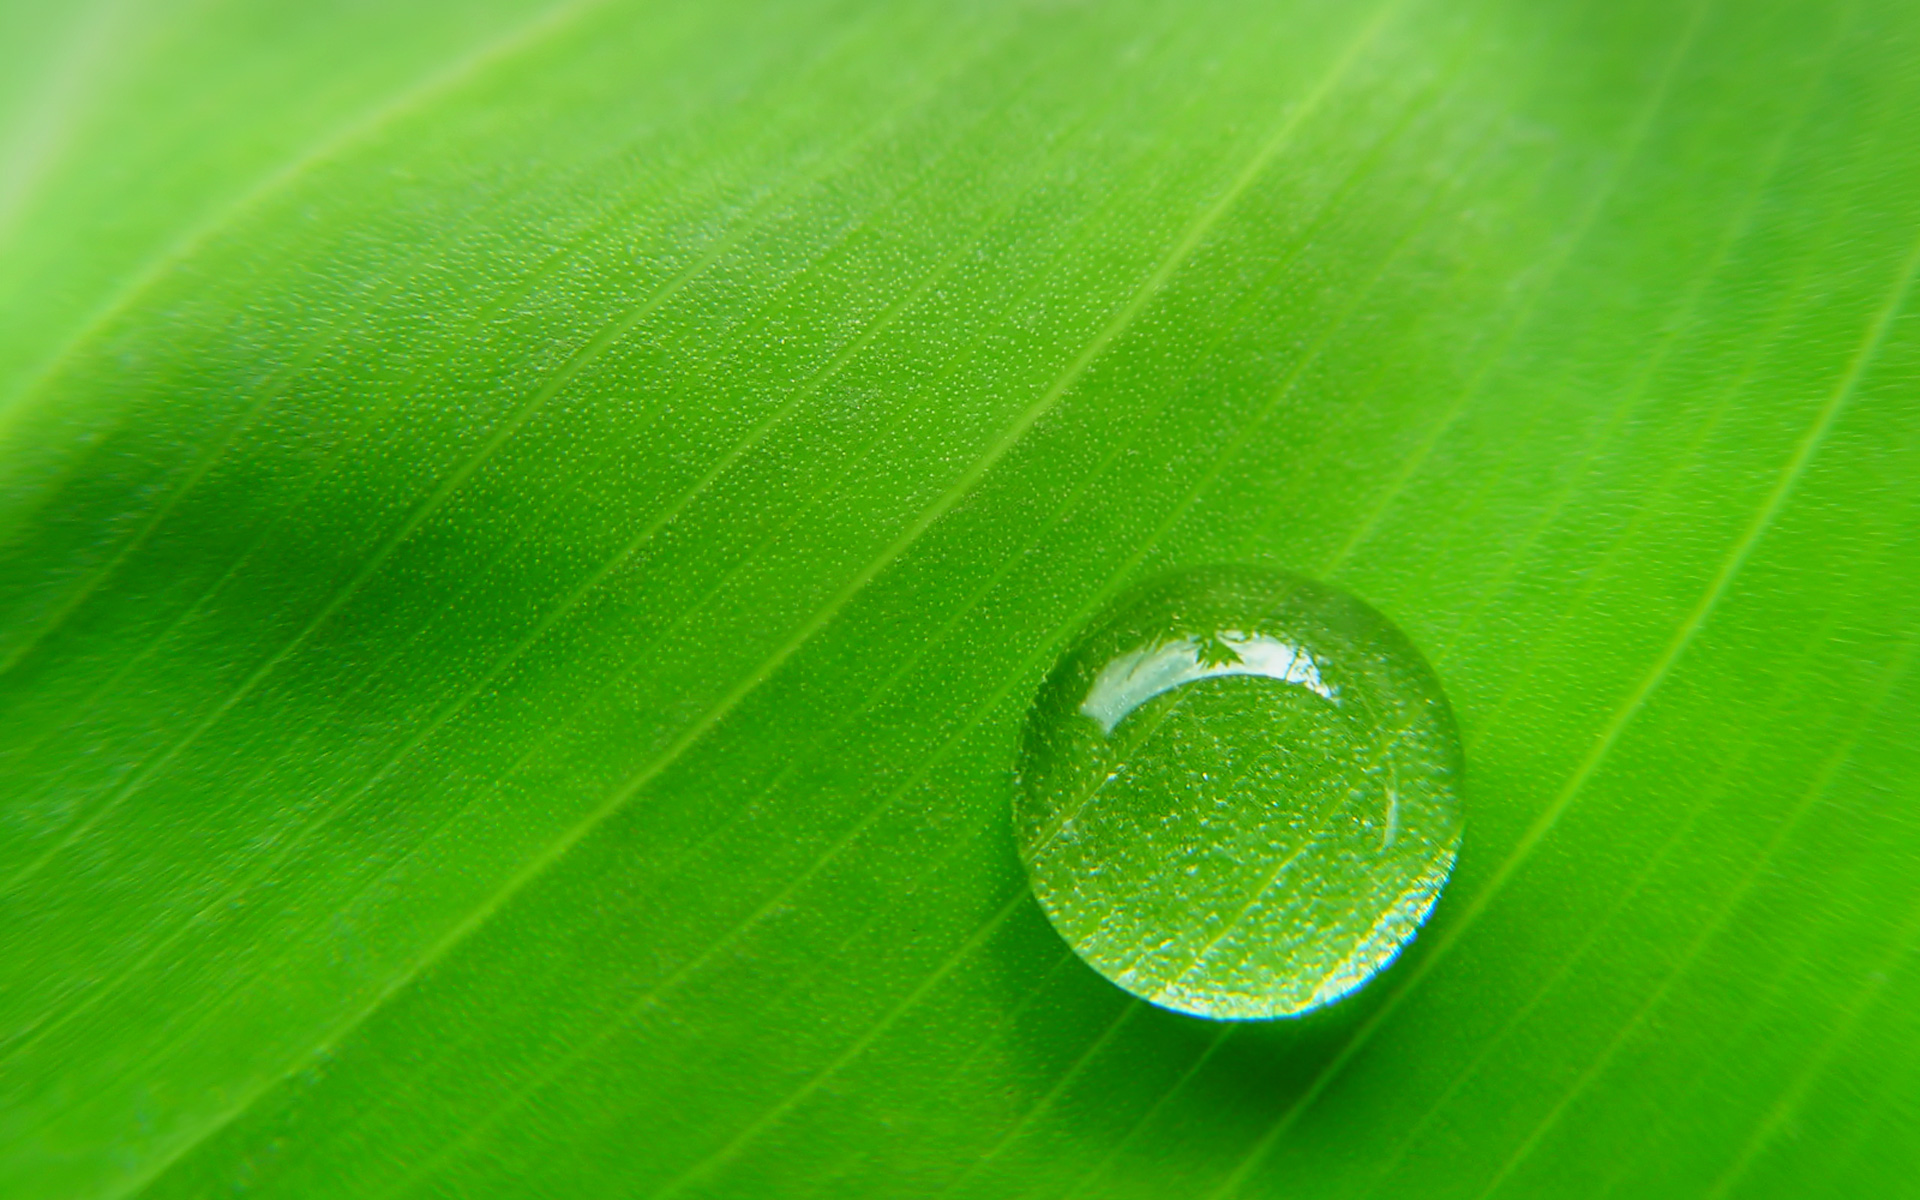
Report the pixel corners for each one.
[1014,566,1462,1020]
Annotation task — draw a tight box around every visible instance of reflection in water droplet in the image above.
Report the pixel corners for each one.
[1014,566,1463,1020]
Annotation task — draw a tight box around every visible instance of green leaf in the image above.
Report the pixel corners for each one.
[2,0,1916,1197]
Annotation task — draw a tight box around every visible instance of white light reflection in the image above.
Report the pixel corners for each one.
[1078,631,1336,736]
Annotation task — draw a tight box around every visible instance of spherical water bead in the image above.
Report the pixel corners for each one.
[1014,566,1462,1020]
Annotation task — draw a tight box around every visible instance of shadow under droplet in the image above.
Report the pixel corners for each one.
[975,861,1448,1198]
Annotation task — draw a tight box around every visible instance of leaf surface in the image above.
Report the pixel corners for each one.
[2,0,1917,1197]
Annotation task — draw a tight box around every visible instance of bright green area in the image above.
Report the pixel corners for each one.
[1,0,1916,1196]
[0,0,558,417]
[1015,566,1462,1021]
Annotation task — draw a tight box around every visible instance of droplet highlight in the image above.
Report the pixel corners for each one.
[1014,566,1462,1020]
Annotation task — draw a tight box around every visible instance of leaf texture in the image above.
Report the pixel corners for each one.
[1,0,1917,1197]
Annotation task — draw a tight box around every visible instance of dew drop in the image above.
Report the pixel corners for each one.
[1014,566,1462,1020]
